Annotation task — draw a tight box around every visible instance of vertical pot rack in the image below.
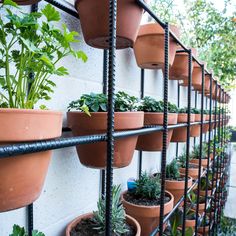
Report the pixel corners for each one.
[0,0,231,236]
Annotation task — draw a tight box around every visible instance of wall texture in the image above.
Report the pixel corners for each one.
[0,3,206,235]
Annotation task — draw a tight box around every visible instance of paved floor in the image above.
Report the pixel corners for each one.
[224,143,236,218]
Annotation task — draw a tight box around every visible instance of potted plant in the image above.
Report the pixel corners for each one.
[178,153,202,180]
[187,191,206,214]
[189,144,208,168]
[190,108,206,137]
[136,97,178,151]
[171,107,195,143]
[0,2,87,212]
[74,0,145,49]
[198,215,210,235]
[121,172,174,236]
[165,159,192,205]
[199,176,212,197]
[10,225,45,236]
[67,91,144,169]
[66,185,141,236]
[133,23,180,70]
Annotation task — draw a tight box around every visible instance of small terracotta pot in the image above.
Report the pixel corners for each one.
[67,112,144,169]
[66,212,141,236]
[0,109,62,212]
[136,113,177,151]
[133,23,180,69]
[185,210,198,230]
[171,114,195,142]
[166,176,192,205]
[122,191,174,236]
[179,165,202,180]
[198,225,209,235]
[199,189,212,197]
[190,114,205,137]
[75,0,144,49]
[190,158,208,168]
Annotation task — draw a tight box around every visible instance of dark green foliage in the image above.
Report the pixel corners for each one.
[10,224,45,236]
[178,152,193,168]
[133,172,161,200]
[219,215,236,235]
[178,107,195,114]
[166,159,180,179]
[203,110,210,115]
[92,185,128,235]
[139,96,178,113]
[191,108,201,114]
[200,176,212,191]
[191,144,207,159]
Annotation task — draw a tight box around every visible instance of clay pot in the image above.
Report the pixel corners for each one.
[66,212,141,236]
[133,23,180,69]
[166,176,192,205]
[190,158,208,168]
[0,0,40,5]
[75,0,144,49]
[0,108,62,212]
[136,113,177,151]
[198,202,206,214]
[185,210,198,230]
[179,165,202,180]
[190,114,205,137]
[200,189,212,197]
[67,112,144,169]
[171,114,195,142]
[122,191,174,236]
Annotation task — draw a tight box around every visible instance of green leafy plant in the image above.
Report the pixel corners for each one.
[200,176,212,191]
[191,144,207,159]
[139,96,178,113]
[92,185,128,235]
[0,0,87,109]
[166,159,181,179]
[178,152,193,168]
[68,91,140,116]
[132,172,161,200]
[10,224,45,236]
[191,108,201,114]
[178,107,195,114]
[219,214,236,235]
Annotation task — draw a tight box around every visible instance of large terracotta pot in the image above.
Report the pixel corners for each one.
[166,176,192,205]
[66,212,141,236]
[171,113,195,142]
[75,0,144,49]
[136,113,177,151]
[179,165,202,180]
[0,108,62,212]
[67,112,144,169]
[190,158,208,168]
[190,114,206,137]
[122,191,174,236]
[133,23,180,69]
[0,0,41,5]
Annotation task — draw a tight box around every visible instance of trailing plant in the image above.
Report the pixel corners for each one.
[0,0,87,109]
[166,159,181,179]
[191,144,207,159]
[10,224,45,236]
[67,91,140,116]
[139,96,178,113]
[92,185,129,235]
[132,172,161,200]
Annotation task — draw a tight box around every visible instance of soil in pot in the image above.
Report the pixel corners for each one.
[67,112,144,169]
[75,0,144,49]
[122,191,174,236]
[133,23,180,69]
[136,113,177,151]
[171,113,195,142]
[66,213,141,236]
[0,109,62,212]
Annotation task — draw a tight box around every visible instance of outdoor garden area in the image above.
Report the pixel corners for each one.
[0,0,236,235]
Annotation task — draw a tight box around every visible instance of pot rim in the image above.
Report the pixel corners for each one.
[0,108,62,115]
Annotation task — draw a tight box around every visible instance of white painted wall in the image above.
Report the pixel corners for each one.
[0,3,205,235]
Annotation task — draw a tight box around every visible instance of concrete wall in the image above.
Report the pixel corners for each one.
[0,3,206,235]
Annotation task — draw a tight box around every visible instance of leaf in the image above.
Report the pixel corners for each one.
[9,224,27,236]
[0,76,6,87]
[3,0,19,8]
[41,4,60,22]
[40,54,53,68]
[20,38,38,53]
[76,50,88,62]
[80,104,91,117]
[55,66,69,76]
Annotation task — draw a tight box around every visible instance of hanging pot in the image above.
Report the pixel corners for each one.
[190,114,206,137]
[0,108,62,212]
[133,23,180,69]
[171,113,195,142]
[67,111,144,169]
[122,191,174,236]
[136,113,177,151]
[75,0,144,49]
[66,212,141,236]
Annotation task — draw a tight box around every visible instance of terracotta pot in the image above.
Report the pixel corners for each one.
[185,210,198,230]
[198,225,209,235]
[75,0,144,49]
[210,153,214,160]
[199,189,212,197]
[171,114,195,142]
[198,202,206,214]
[0,0,40,5]
[136,113,177,151]
[67,112,144,169]
[190,114,205,137]
[179,165,202,180]
[122,191,174,236]
[0,108,62,212]
[166,176,192,205]
[190,158,208,168]
[133,23,180,69]
[66,212,141,236]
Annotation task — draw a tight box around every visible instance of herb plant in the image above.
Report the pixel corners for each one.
[166,159,181,180]
[191,144,207,159]
[92,185,128,235]
[191,108,201,114]
[178,152,193,168]
[0,0,87,109]
[10,224,45,236]
[139,96,178,113]
[178,107,194,114]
